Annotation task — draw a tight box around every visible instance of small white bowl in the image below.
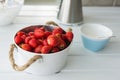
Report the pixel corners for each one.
[80,23,113,52]
[0,1,23,26]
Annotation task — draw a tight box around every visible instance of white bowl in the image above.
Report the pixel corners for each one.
[10,25,73,75]
[0,1,23,26]
[80,23,113,52]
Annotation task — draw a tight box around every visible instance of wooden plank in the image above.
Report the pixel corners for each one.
[1,55,120,72]
[0,70,120,80]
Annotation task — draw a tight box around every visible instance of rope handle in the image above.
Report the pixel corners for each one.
[9,44,42,71]
[46,21,59,26]
[46,21,73,32]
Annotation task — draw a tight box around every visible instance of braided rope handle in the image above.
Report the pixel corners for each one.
[46,21,73,32]
[9,44,42,71]
[46,21,59,26]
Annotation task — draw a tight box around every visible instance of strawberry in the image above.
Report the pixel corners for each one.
[30,35,36,39]
[28,32,34,36]
[21,34,27,41]
[34,45,43,53]
[34,28,45,38]
[39,27,45,32]
[21,44,32,51]
[45,31,52,38]
[41,45,52,53]
[38,39,43,45]
[43,39,49,46]
[14,35,23,44]
[52,27,64,35]
[17,31,25,36]
[58,39,67,50]
[51,47,59,53]
[28,38,38,48]
[61,34,68,41]
[65,28,73,42]
[25,36,32,44]
[47,35,60,47]
[54,33,62,38]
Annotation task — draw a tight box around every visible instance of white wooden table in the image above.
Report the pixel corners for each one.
[0,6,120,80]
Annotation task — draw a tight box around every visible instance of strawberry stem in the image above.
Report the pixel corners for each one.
[67,28,72,32]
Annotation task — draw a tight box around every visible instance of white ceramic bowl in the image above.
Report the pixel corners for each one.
[0,0,23,26]
[80,23,113,52]
[10,25,73,75]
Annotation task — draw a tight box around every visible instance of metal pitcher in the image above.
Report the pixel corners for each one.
[57,0,83,25]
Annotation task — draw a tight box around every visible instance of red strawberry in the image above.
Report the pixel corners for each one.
[14,36,23,44]
[52,27,64,35]
[34,28,45,38]
[28,32,34,36]
[47,35,60,47]
[54,35,67,50]
[61,34,68,41]
[54,33,62,38]
[21,44,32,51]
[17,31,25,36]
[58,39,67,50]
[43,39,49,46]
[45,31,52,38]
[65,28,73,42]
[39,27,45,32]
[21,34,27,41]
[51,47,59,53]
[41,45,52,53]
[30,35,36,39]
[38,39,43,45]
[34,45,43,53]
[25,36,32,44]
[28,38,38,48]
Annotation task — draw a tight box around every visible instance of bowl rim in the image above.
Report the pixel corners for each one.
[13,25,73,55]
[80,23,113,41]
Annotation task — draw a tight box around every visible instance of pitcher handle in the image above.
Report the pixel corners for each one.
[9,44,42,71]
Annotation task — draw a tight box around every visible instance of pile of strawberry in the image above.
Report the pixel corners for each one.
[14,26,73,54]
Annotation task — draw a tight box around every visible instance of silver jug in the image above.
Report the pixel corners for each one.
[57,0,83,25]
